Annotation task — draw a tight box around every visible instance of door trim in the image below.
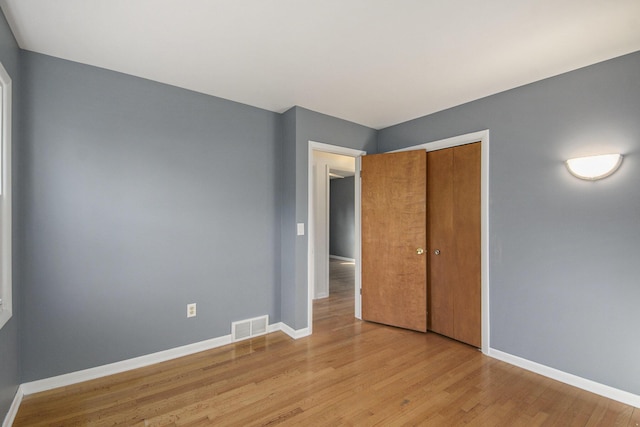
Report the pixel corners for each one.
[390,129,490,354]
[308,141,366,334]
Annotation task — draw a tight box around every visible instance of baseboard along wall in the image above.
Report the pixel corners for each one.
[2,322,310,427]
[488,348,640,409]
[20,322,307,396]
[4,327,638,426]
[2,386,22,427]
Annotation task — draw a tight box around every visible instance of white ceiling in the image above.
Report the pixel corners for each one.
[2,0,639,129]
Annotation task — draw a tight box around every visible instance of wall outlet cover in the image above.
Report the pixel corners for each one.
[187,303,196,318]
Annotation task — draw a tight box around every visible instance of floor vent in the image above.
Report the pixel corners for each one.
[232,315,269,342]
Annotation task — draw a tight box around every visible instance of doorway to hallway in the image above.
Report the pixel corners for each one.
[307,141,366,334]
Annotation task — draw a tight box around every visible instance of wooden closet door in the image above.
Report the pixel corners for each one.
[452,143,481,347]
[427,148,455,337]
[428,142,481,347]
[361,150,427,332]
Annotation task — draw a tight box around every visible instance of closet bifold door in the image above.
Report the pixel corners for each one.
[427,142,481,347]
[361,150,427,332]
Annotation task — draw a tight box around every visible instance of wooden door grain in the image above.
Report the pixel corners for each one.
[427,147,455,337]
[361,150,427,332]
[428,142,481,347]
[452,142,481,347]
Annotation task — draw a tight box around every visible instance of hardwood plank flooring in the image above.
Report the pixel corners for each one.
[13,259,639,426]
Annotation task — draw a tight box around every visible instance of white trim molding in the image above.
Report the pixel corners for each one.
[2,386,22,427]
[390,130,489,154]
[18,323,307,397]
[0,61,13,330]
[21,335,231,395]
[3,324,311,425]
[278,323,311,340]
[489,348,640,408]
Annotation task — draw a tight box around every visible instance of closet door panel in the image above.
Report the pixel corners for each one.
[428,142,481,347]
[427,148,455,337]
[362,150,428,332]
[452,143,482,347]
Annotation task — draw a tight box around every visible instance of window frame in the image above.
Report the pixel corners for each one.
[0,61,13,330]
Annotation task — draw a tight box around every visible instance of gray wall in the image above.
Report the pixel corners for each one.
[378,51,640,395]
[279,108,297,331]
[19,52,282,381]
[0,7,20,419]
[281,106,376,329]
[329,176,355,259]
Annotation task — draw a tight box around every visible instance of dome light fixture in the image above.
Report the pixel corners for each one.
[565,153,623,181]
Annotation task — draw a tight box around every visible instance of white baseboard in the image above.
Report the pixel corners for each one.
[20,334,230,395]
[11,334,636,425]
[2,385,23,427]
[267,322,281,334]
[488,348,640,409]
[19,322,309,397]
[329,255,355,262]
[279,322,311,339]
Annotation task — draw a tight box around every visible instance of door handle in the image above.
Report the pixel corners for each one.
[416,248,424,255]
[434,249,441,255]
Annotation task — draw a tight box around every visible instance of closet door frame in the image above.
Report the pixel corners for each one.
[390,130,490,354]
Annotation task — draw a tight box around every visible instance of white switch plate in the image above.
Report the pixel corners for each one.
[187,303,196,318]
[297,223,305,236]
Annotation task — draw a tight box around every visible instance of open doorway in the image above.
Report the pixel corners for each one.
[307,142,366,333]
[328,177,356,264]
[312,150,355,299]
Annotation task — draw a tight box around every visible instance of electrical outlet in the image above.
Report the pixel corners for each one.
[187,303,196,318]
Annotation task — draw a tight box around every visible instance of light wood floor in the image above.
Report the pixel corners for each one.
[14,259,639,426]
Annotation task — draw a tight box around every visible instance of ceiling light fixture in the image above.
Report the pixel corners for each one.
[565,153,623,181]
